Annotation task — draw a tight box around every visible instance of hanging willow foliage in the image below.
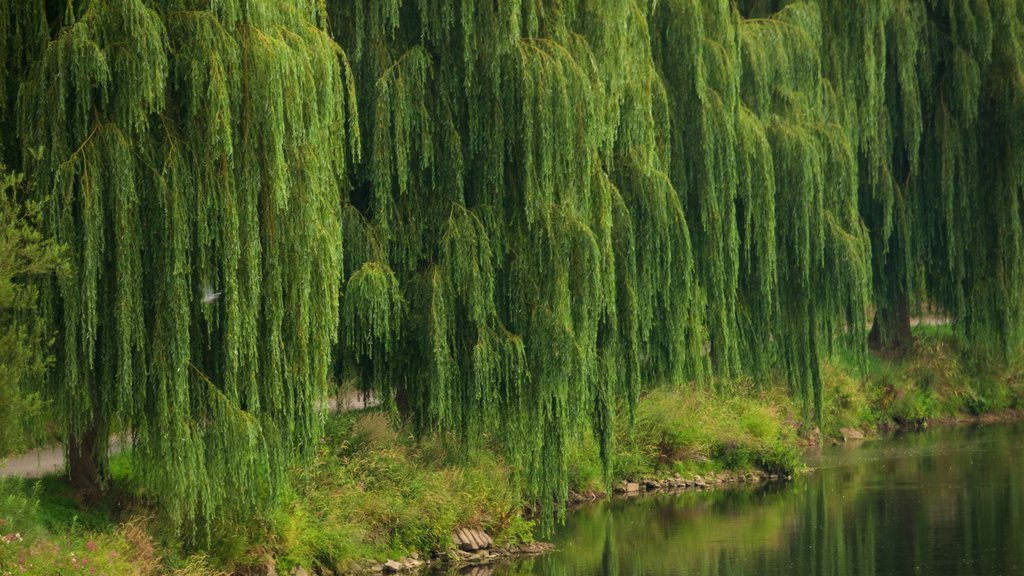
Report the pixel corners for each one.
[0,1,49,164]
[650,0,871,414]
[812,0,1024,359]
[328,0,710,525]
[915,0,1024,360]
[327,0,875,524]
[15,0,358,528]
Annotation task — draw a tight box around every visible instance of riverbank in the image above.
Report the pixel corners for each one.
[819,326,1024,441]
[509,422,1024,576]
[0,399,791,576]
[2,327,1021,575]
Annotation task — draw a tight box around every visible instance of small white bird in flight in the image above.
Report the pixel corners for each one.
[202,286,223,304]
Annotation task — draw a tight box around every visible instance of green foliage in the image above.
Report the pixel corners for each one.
[325,0,877,526]
[0,167,64,455]
[822,325,1024,435]
[817,0,1024,358]
[330,0,701,526]
[340,262,404,397]
[0,1,48,163]
[819,360,877,437]
[0,410,531,575]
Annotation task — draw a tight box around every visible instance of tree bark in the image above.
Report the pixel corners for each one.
[68,424,103,504]
[395,384,412,421]
[869,288,913,356]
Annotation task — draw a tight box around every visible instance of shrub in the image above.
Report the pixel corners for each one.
[0,167,64,456]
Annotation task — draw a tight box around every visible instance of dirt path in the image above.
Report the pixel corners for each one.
[0,444,67,479]
[0,391,377,480]
[910,315,949,327]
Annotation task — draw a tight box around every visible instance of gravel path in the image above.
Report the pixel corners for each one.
[0,391,377,479]
[0,444,67,479]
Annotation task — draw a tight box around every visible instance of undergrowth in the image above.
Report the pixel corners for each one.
[0,411,533,575]
[821,325,1024,437]
[268,411,533,573]
[2,328,1022,575]
[615,385,800,481]
[0,473,162,576]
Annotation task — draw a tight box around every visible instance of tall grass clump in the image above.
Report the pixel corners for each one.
[271,411,533,573]
[614,386,801,482]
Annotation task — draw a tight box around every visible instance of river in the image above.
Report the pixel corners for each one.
[440,422,1024,575]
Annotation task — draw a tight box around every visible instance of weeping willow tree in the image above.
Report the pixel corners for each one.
[328,0,709,524]
[650,0,744,378]
[326,0,875,523]
[810,0,1024,359]
[264,0,1021,529]
[731,0,1024,372]
[13,0,358,528]
[911,0,1024,361]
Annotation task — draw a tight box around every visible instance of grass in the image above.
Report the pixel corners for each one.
[266,411,533,574]
[0,472,162,576]
[565,381,802,494]
[613,384,801,481]
[820,325,1024,437]
[1,410,534,575]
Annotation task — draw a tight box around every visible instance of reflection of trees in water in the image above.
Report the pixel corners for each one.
[803,428,1022,576]
[478,425,1024,576]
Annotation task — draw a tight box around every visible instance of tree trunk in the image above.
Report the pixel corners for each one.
[68,424,103,503]
[395,384,412,422]
[869,289,913,356]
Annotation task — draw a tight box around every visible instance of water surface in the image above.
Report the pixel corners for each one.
[450,423,1024,575]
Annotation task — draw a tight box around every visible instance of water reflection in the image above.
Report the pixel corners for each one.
[435,423,1024,576]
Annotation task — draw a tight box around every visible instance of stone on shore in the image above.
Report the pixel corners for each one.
[453,527,493,552]
[840,427,865,441]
